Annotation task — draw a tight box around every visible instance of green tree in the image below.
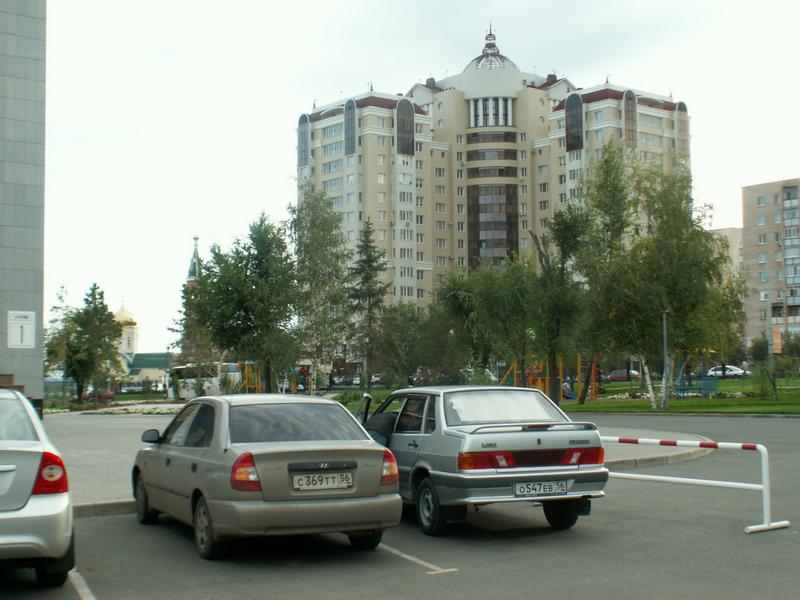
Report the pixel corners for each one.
[44,287,77,401]
[575,141,636,402]
[529,205,588,403]
[193,214,297,392]
[289,185,351,393]
[373,302,424,387]
[347,220,390,393]
[47,284,122,403]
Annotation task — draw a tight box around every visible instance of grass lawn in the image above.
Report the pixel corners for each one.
[562,376,800,414]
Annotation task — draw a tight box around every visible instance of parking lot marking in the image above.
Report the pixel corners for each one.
[68,569,98,600]
[379,543,458,575]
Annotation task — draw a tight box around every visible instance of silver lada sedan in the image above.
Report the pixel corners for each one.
[359,386,608,535]
[133,395,402,559]
[0,389,74,587]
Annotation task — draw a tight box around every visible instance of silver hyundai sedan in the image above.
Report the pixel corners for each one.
[133,395,402,559]
[0,389,74,586]
[359,386,608,535]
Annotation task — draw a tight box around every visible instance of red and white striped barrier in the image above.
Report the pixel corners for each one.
[601,436,790,534]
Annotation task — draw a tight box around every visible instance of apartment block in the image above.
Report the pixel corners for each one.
[0,0,46,397]
[742,179,800,350]
[296,30,689,308]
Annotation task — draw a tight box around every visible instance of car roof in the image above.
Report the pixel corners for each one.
[390,385,542,395]
[200,393,337,407]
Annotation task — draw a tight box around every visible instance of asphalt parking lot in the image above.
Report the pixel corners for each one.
[3,415,798,599]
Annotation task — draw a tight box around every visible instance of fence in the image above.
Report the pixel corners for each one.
[600,435,790,533]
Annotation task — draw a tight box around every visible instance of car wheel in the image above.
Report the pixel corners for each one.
[35,565,69,587]
[347,530,383,550]
[34,534,74,588]
[193,496,223,560]
[542,500,579,530]
[415,478,448,536]
[135,474,159,525]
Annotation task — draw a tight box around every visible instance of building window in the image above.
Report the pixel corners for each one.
[758,252,768,264]
[558,155,566,166]
[436,256,446,266]
[396,99,415,155]
[458,239,465,249]
[416,196,424,206]
[757,233,767,244]
[539,183,548,193]
[436,221,446,231]
[558,174,566,185]
[538,165,548,177]
[435,203,445,213]
[565,93,584,152]
[436,185,446,195]
[344,99,356,155]
[519,132,527,142]
[760,291,769,301]
[757,215,767,226]
[323,122,343,138]
[457,221,464,231]
[760,271,769,282]
[775,213,782,224]
[539,200,548,210]
[297,114,310,167]
[436,239,446,248]
[377,174,385,184]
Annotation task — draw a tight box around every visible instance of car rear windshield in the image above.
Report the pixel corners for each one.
[0,397,38,441]
[443,389,566,426]
[229,403,369,443]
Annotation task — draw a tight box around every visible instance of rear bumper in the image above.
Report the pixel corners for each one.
[207,493,402,539]
[431,466,609,506]
[0,494,73,561]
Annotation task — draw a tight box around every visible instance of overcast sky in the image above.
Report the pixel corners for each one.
[44,0,800,352]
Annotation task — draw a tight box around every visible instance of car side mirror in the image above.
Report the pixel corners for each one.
[141,429,160,444]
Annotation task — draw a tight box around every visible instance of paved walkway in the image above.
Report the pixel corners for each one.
[40,412,712,518]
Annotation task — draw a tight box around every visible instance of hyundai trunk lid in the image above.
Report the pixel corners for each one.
[233,440,386,501]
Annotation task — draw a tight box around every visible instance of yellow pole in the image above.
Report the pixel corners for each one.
[577,353,582,398]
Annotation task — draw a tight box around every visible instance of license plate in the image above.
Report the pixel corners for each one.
[292,472,353,491]
[514,480,568,497]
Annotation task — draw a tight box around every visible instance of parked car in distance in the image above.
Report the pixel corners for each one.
[352,374,361,386]
[132,395,402,559]
[371,374,382,384]
[358,386,608,535]
[0,389,75,587]
[607,369,641,382]
[706,365,750,378]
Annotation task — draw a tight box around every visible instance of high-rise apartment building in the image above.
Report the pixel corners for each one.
[0,0,46,397]
[742,178,800,350]
[296,31,689,306]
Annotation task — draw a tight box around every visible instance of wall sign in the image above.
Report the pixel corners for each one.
[7,311,36,349]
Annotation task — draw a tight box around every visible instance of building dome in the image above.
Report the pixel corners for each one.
[459,29,523,100]
[115,305,137,327]
[464,28,518,73]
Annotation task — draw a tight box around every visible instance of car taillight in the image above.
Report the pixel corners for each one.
[561,447,605,465]
[31,452,68,495]
[380,449,399,486]
[230,452,261,492]
[457,451,517,470]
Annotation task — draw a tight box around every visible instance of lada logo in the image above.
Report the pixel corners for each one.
[319,462,329,469]
[480,442,497,448]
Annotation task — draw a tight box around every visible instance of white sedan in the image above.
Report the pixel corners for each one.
[0,389,74,586]
[706,365,750,378]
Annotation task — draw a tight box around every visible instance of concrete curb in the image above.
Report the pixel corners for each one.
[604,446,714,470]
[75,500,136,519]
[73,446,712,519]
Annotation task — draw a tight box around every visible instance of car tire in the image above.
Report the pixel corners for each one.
[194,496,223,560]
[347,530,383,550]
[135,474,159,525]
[35,565,69,588]
[542,500,580,530]
[415,478,448,536]
[34,534,74,588]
